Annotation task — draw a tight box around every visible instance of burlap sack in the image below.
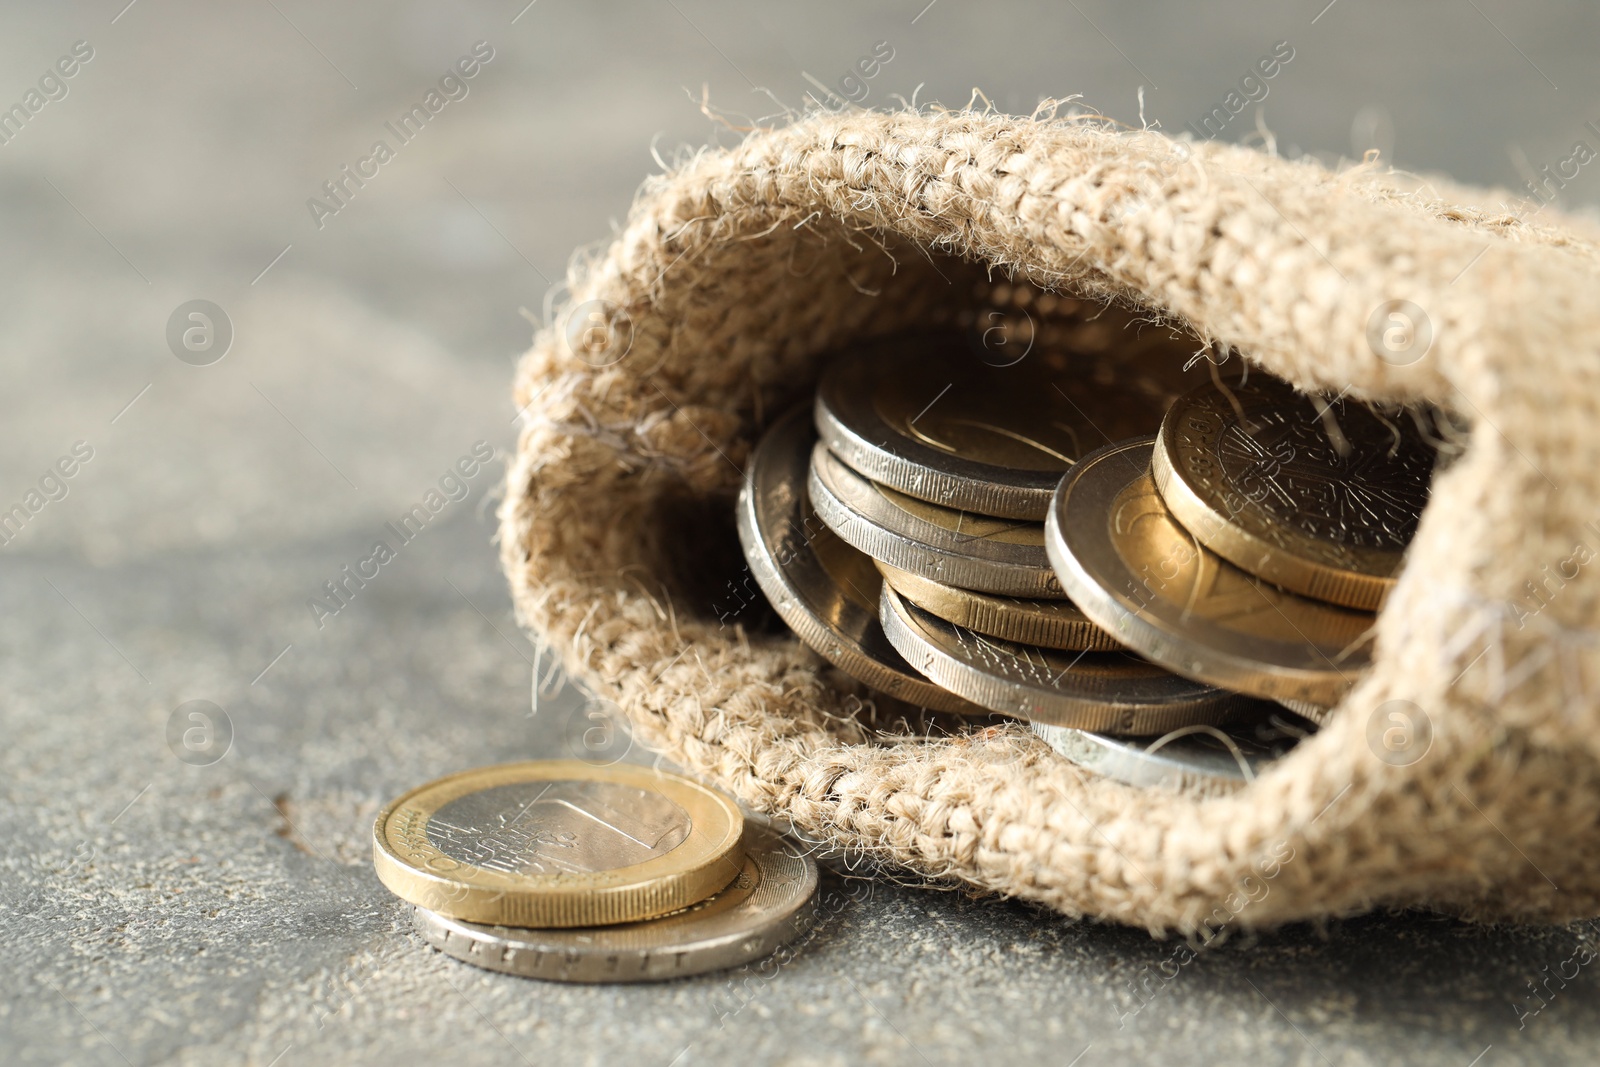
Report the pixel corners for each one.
[498,108,1600,934]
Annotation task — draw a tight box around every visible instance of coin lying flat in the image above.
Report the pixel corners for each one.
[875,562,1122,652]
[815,334,1178,520]
[1031,708,1316,798]
[411,825,819,983]
[1045,437,1375,709]
[1152,376,1435,610]
[808,443,1066,599]
[878,583,1254,733]
[736,406,984,715]
[373,761,744,927]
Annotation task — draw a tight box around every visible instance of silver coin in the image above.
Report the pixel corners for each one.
[815,334,1176,520]
[1274,698,1334,725]
[412,826,819,983]
[1043,437,1376,707]
[878,582,1257,733]
[1031,708,1316,797]
[808,442,1066,599]
[737,406,984,714]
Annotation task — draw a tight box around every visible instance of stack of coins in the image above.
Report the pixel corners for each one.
[372,761,820,982]
[738,331,1438,794]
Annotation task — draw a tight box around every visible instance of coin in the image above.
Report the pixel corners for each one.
[736,406,984,715]
[1152,376,1435,610]
[1275,698,1334,724]
[815,334,1180,520]
[808,442,1066,599]
[1031,708,1316,797]
[878,582,1255,732]
[411,824,819,983]
[874,562,1123,652]
[373,761,745,927]
[1044,437,1376,707]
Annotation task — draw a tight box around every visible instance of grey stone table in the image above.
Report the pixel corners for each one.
[8,519,1600,1067]
[4,1,1599,1064]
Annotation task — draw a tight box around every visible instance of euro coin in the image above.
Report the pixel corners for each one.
[373,761,744,927]
[1152,376,1435,610]
[878,582,1255,733]
[737,406,984,714]
[1045,437,1375,708]
[815,334,1180,520]
[1031,707,1316,797]
[875,562,1122,652]
[808,442,1065,599]
[411,824,819,983]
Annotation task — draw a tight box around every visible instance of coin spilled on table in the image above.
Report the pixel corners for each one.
[380,323,1442,982]
[374,760,820,982]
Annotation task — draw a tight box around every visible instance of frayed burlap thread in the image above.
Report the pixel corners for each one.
[499,109,1600,933]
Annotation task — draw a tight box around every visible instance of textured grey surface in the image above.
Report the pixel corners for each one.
[4,1,1600,1064]
[10,526,1600,1067]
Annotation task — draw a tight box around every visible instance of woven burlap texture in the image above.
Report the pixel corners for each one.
[499,108,1600,933]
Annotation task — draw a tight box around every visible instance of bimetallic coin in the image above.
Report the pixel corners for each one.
[875,562,1123,652]
[878,583,1255,733]
[1045,437,1376,708]
[1031,708,1316,798]
[1152,376,1435,610]
[412,825,819,983]
[373,761,744,927]
[737,406,984,714]
[809,443,1065,599]
[816,335,1180,520]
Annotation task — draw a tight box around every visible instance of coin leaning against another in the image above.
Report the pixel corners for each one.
[878,582,1257,733]
[411,824,820,983]
[736,406,985,715]
[815,334,1180,520]
[875,562,1123,652]
[808,442,1067,599]
[373,761,745,927]
[1045,437,1375,711]
[1152,376,1435,610]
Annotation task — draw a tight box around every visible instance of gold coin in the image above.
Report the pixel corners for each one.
[816,333,1188,520]
[373,761,744,927]
[874,562,1123,652]
[1045,437,1376,707]
[1152,375,1436,610]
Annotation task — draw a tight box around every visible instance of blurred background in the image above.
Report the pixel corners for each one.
[3,1,1598,1064]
